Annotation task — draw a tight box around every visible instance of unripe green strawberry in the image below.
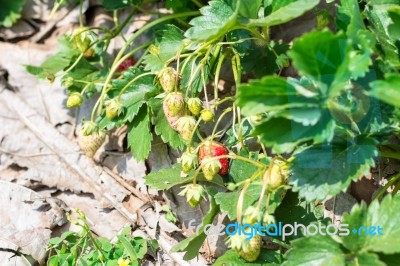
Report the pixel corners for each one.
[238,235,262,262]
[263,213,276,226]
[201,155,221,181]
[73,27,92,53]
[164,92,184,116]
[46,72,55,83]
[174,116,196,142]
[243,206,262,225]
[265,158,289,191]
[62,77,74,88]
[105,98,123,119]
[158,67,178,92]
[78,131,106,158]
[163,100,183,130]
[67,92,83,108]
[81,121,98,136]
[187,98,203,116]
[227,233,262,262]
[180,149,198,173]
[178,184,204,208]
[200,109,214,122]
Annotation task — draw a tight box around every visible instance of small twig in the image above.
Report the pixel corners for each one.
[103,167,151,203]
[0,147,60,157]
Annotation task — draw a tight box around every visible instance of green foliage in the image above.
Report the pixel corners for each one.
[27,0,400,264]
[171,189,219,260]
[127,105,152,161]
[0,0,26,27]
[214,249,283,265]
[47,210,158,266]
[185,0,240,41]
[143,25,185,72]
[290,137,378,201]
[283,194,400,265]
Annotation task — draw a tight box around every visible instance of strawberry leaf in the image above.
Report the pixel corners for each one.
[290,136,378,201]
[215,185,284,220]
[0,0,26,27]
[289,31,373,91]
[253,112,336,154]
[145,164,224,190]
[366,1,400,68]
[236,76,320,117]
[109,68,157,123]
[26,37,80,78]
[246,0,319,27]
[283,195,400,265]
[342,194,400,254]
[274,191,325,241]
[127,105,152,161]
[369,74,400,108]
[283,235,346,265]
[214,249,282,265]
[171,190,219,260]
[185,0,239,42]
[143,25,185,72]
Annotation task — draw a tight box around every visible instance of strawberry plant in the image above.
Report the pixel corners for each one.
[47,210,158,266]
[27,0,400,264]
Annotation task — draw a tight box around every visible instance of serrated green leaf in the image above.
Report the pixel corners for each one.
[369,74,400,107]
[215,184,261,220]
[109,68,157,122]
[171,194,219,260]
[349,253,385,266]
[274,191,326,240]
[127,105,152,161]
[214,249,282,266]
[143,25,185,72]
[0,0,26,27]
[283,235,346,266]
[246,0,319,27]
[149,98,185,150]
[26,36,80,78]
[185,0,239,41]
[236,76,320,117]
[289,31,346,88]
[337,0,365,39]
[228,151,261,183]
[215,184,284,220]
[238,0,262,18]
[366,2,400,68]
[145,164,224,190]
[342,195,400,254]
[254,112,336,154]
[290,137,378,201]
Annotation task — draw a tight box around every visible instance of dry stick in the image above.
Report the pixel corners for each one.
[1,89,205,266]
[103,167,151,203]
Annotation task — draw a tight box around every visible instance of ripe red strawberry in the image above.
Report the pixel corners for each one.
[116,57,136,72]
[199,141,229,175]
